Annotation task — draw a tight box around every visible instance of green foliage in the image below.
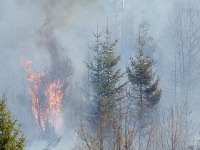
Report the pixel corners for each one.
[0,97,25,150]
[87,25,127,123]
[127,33,162,149]
[127,32,162,133]
[127,47,161,109]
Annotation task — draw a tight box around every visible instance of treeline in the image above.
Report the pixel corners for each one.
[73,22,194,150]
[0,24,196,150]
[2,0,200,149]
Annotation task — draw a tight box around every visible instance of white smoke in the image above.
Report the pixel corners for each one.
[0,0,106,149]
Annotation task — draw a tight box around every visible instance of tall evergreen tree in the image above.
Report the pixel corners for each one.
[85,25,127,149]
[87,25,126,122]
[0,96,25,150]
[127,33,161,150]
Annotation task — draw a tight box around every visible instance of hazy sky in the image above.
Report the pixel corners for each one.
[2,0,199,149]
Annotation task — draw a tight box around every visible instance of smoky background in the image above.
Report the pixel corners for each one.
[1,0,200,149]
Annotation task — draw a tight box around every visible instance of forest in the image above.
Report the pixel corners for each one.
[0,0,200,150]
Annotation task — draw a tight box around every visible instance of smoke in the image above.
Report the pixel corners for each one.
[3,0,196,149]
[0,0,106,149]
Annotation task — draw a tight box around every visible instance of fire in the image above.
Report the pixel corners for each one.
[44,80,64,132]
[21,58,64,133]
[21,58,45,130]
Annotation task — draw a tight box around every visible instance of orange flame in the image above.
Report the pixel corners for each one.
[21,58,45,130]
[44,80,64,132]
[21,58,64,133]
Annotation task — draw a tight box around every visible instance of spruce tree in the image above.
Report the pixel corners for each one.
[87,25,126,123]
[0,97,25,150]
[85,25,126,149]
[127,34,161,150]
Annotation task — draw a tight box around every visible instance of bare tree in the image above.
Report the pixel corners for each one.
[155,103,193,150]
[75,104,137,150]
[168,0,200,102]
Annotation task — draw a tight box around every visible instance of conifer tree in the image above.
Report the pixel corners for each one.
[87,25,126,123]
[0,96,25,150]
[85,25,127,149]
[127,33,161,150]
